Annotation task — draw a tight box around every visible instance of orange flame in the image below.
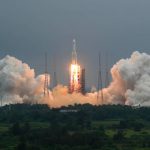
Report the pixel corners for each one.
[70,63,81,93]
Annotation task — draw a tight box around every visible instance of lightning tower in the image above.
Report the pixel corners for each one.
[97,52,104,104]
[105,54,110,88]
[52,54,58,88]
[44,52,49,97]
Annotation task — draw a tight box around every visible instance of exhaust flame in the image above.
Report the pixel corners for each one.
[69,63,81,93]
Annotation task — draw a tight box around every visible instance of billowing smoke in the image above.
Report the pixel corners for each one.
[102,51,150,106]
[1,52,150,107]
[0,55,96,107]
[49,85,97,107]
[0,55,48,105]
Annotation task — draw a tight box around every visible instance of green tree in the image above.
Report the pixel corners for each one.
[16,136,27,150]
[11,122,21,135]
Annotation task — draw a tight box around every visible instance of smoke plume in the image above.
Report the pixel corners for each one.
[49,85,97,107]
[0,55,96,107]
[0,52,150,107]
[0,55,47,105]
[102,51,150,106]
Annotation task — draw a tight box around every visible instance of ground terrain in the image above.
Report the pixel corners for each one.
[0,104,150,150]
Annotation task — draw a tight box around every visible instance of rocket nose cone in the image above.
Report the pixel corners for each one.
[73,39,76,44]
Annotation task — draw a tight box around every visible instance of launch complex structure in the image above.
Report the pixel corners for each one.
[43,38,107,102]
[43,39,85,97]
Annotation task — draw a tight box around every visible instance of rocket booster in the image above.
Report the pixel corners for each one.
[72,39,77,64]
[69,38,85,94]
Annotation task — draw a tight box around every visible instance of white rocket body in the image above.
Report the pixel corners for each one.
[72,39,77,64]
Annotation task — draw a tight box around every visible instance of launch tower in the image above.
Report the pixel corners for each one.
[44,52,50,97]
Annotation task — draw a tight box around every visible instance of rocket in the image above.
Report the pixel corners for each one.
[72,39,77,64]
[69,39,85,94]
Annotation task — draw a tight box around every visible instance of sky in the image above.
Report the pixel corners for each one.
[0,0,150,88]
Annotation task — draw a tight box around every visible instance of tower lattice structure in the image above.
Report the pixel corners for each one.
[44,52,49,97]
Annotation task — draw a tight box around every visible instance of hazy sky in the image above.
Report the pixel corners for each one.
[0,0,150,88]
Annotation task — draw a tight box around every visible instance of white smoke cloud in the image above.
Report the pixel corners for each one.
[1,52,150,107]
[0,55,47,105]
[0,55,96,107]
[102,51,150,106]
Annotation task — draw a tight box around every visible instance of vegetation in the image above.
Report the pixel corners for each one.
[0,104,150,150]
